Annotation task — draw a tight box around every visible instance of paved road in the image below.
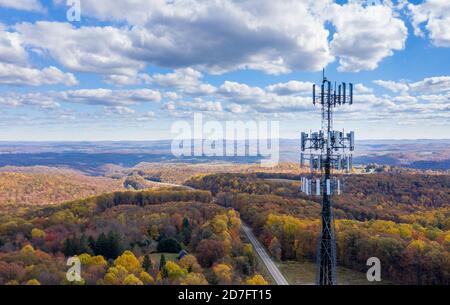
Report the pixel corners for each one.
[160,183,288,284]
[241,223,289,285]
[148,181,195,190]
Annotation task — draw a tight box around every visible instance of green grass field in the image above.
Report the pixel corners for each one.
[278,260,391,285]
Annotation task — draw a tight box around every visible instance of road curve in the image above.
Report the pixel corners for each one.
[241,223,289,285]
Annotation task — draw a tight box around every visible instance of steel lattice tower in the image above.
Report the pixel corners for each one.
[300,70,355,285]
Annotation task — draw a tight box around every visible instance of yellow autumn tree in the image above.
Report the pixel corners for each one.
[444,233,450,247]
[149,225,159,240]
[21,244,35,254]
[164,261,188,282]
[210,214,228,234]
[227,210,241,228]
[244,274,268,285]
[26,279,41,285]
[31,228,46,239]
[180,273,208,285]
[78,253,107,267]
[102,265,129,285]
[407,239,426,253]
[123,274,144,285]
[113,251,141,274]
[212,263,233,284]
[138,271,154,285]
[179,255,202,273]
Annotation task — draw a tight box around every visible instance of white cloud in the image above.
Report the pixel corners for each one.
[104,106,136,116]
[1,74,448,124]
[252,95,312,113]
[164,92,182,101]
[0,24,28,65]
[136,112,155,121]
[408,0,450,47]
[266,81,313,95]
[330,2,407,72]
[0,24,78,87]
[151,68,217,96]
[374,76,450,95]
[15,22,144,77]
[163,101,176,111]
[217,81,265,102]
[227,103,246,114]
[0,89,161,108]
[60,89,161,106]
[152,68,202,88]
[103,105,157,122]
[0,0,44,12]
[392,95,418,104]
[216,80,313,113]
[354,83,373,94]
[409,76,450,94]
[162,99,225,119]
[0,63,78,86]
[0,92,60,109]
[12,1,412,80]
[185,83,217,96]
[418,93,450,104]
[49,0,334,74]
[373,79,410,93]
[175,99,223,112]
[103,73,152,86]
[160,78,314,116]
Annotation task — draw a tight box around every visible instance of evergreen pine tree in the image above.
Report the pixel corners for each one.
[142,254,153,272]
[79,234,92,254]
[88,236,96,253]
[106,231,123,259]
[182,217,191,244]
[159,254,166,271]
[63,237,76,256]
[94,233,107,257]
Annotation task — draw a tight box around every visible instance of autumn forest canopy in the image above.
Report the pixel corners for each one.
[186,172,450,284]
[0,167,448,285]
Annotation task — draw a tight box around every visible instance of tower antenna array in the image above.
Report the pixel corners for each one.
[300,71,355,285]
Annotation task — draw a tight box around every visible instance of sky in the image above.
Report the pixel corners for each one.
[0,0,449,141]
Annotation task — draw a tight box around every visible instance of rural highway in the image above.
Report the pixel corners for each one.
[158,182,288,284]
[148,181,195,190]
[241,223,289,285]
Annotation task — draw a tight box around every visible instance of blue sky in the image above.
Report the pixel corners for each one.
[0,0,449,141]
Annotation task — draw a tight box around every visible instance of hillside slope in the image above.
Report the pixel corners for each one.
[0,171,124,205]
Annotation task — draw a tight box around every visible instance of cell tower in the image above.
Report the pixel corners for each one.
[300,70,355,285]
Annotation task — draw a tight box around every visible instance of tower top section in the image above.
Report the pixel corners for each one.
[313,71,354,107]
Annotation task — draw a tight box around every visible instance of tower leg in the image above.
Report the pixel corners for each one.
[317,147,337,285]
[316,194,337,285]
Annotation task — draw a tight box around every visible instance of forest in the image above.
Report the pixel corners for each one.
[0,188,267,285]
[0,171,123,205]
[186,173,450,284]
[0,170,448,285]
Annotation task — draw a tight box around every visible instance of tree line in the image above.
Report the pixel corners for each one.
[95,189,212,211]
